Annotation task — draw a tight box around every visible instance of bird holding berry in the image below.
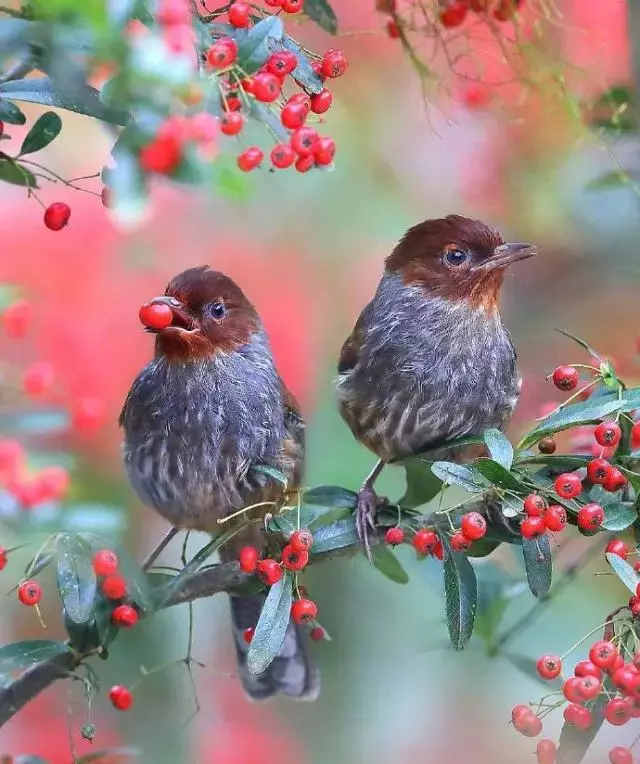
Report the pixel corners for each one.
[335,214,537,554]
[120,266,318,700]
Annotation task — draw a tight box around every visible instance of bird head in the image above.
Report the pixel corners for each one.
[145,266,260,361]
[385,215,536,312]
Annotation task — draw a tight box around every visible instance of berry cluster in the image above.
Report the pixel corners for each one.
[238,527,324,637]
[93,549,140,628]
[384,511,488,557]
[0,439,70,511]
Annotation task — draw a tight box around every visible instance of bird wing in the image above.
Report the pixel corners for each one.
[337,302,373,374]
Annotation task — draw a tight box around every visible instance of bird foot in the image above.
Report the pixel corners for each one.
[355,486,383,562]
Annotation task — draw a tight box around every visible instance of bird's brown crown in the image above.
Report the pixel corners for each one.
[385,215,533,312]
[153,266,260,361]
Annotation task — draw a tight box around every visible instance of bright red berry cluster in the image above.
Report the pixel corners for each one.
[91,549,140,627]
[138,113,218,176]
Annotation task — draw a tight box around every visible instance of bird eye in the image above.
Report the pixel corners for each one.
[210,302,226,319]
[444,249,469,267]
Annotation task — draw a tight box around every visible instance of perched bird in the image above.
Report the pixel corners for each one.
[120,266,318,701]
[335,215,536,552]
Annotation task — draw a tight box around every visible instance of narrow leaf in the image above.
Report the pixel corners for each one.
[0,98,26,125]
[303,485,357,508]
[305,504,353,530]
[371,545,409,584]
[601,503,637,531]
[554,328,601,360]
[483,429,513,469]
[522,535,552,598]
[501,494,524,518]
[248,98,289,140]
[247,572,293,675]
[440,535,477,650]
[236,16,284,73]
[280,36,324,94]
[304,0,338,33]
[310,518,358,554]
[0,640,70,681]
[0,159,38,187]
[55,534,97,625]
[115,546,154,613]
[431,461,486,493]
[399,457,443,508]
[474,458,526,492]
[606,553,639,594]
[19,111,62,155]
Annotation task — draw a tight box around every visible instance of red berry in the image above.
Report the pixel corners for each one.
[612,666,636,694]
[577,674,601,700]
[157,0,188,25]
[291,126,319,156]
[310,626,325,642]
[554,472,582,499]
[440,1,467,27]
[290,529,313,551]
[237,147,263,171]
[552,365,579,391]
[511,704,531,724]
[412,529,438,556]
[606,539,629,560]
[73,396,106,432]
[563,703,592,730]
[609,747,633,764]
[220,112,244,136]
[93,549,119,577]
[460,512,487,541]
[521,516,546,539]
[450,532,471,551]
[543,505,567,532]
[18,580,42,606]
[252,72,281,102]
[536,654,561,680]
[604,697,631,726]
[563,677,583,702]
[291,597,317,624]
[101,575,127,600]
[524,494,546,517]
[222,94,242,112]
[310,89,333,114]
[386,19,400,38]
[266,51,298,76]
[43,202,71,231]
[238,546,259,574]
[243,626,255,644]
[595,421,622,447]
[281,543,309,571]
[2,300,32,339]
[574,660,602,679]
[587,458,613,485]
[538,437,556,454]
[313,136,336,166]
[295,155,314,173]
[139,134,182,174]
[264,0,283,5]
[139,302,173,330]
[385,527,404,546]
[23,361,54,397]
[271,143,296,169]
[589,640,618,670]
[0,547,7,571]
[536,739,556,764]
[287,92,311,111]
[577,503,604,531]
[256,558,282,586]
[228,1,250,27]
[282,0,303,12]
[112,604,139,628]
[632,421,640,449]
[206,38,237,68]
[513,709,542,737]
[0,120,4,136]
[604,467,627,492]
[109,685,133,711]
[281,102,307,130]
[321,49,348,78]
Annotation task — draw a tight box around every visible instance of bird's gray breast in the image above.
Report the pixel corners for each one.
[121,334,286,531]
[336,273,520,460]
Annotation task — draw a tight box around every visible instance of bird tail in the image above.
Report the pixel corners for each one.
[228,593,320,701]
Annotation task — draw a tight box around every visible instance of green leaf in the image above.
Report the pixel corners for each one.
[248,99,289,141]
[431,461,486,493]
[236,16,284,73]
[0,158,38,187]
[501,494,524,518]
[305,504,353,530]
[606,553,639,595]
[0,77,129,125]
[281,36,324,94]
[247,571,293,675]
[19,111,62,155]
[113,546,153,613]
[440,535,477,650]
[555,328,601,359]
[474,459,526,492]
[371,545,409,584]
[465,538,502,558]
[602,503,637,531]
[310,517,358,554]
[522,534,552,598]
[0,640,71,683]
[514,454,590,470]
[303,485,357,508]
[519,394,624,449]
[483,429,513,469]
[304,0,338,33]
[399,457,443,509]
[75,747,140,763]
[93,595,119,649]
[0,98,26,125]
[250,464,288,486]
[55,533,97,625]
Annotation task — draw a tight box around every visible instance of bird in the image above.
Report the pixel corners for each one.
[120,265,319,701]
[335,214,536,554]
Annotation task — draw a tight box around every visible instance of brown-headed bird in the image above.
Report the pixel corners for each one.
[335,215,536,553]
[120,266,318,701]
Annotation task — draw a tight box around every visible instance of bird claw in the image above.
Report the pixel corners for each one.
[355,486,379,563]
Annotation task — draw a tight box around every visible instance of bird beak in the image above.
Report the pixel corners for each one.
[144,296,194,333]
[475,242,537,272]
